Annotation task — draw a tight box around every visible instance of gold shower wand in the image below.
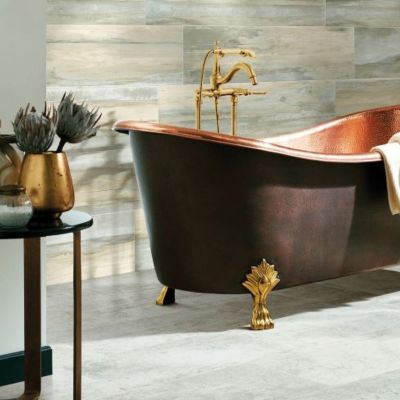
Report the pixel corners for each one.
[195,42,266,136]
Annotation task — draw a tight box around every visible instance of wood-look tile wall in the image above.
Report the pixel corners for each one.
[46,0,400,284]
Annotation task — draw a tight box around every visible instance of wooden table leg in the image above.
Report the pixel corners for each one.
[73,231,82,400]
[18,238,41,400]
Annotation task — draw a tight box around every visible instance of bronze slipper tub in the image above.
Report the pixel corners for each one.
[113,105,400,330]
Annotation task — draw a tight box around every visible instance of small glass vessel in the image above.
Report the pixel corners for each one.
[0,185,33,228]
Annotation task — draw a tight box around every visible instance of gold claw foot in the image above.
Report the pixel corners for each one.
[242,259,280,330]
[156,286,175,306]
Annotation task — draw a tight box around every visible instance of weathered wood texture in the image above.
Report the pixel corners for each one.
[46,0,400,284]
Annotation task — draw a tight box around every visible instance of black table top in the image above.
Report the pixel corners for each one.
[0,210,93,239]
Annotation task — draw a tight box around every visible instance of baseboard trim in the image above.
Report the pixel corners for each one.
[0,346,52,386]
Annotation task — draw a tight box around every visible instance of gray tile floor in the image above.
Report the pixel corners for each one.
[2,267,400,399]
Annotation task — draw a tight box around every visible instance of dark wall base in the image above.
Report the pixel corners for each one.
[0,346,52,386]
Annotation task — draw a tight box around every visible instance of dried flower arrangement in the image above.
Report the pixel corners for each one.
[13,104,57,153]
[6,93,102,219]
[56,93,102,152]
[10,93,102,154]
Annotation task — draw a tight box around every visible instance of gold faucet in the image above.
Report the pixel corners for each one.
[195,42,266,136]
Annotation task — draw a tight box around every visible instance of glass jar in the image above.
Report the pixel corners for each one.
[0,185,33,228]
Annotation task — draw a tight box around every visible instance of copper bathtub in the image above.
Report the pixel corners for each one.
[113,106,400,325]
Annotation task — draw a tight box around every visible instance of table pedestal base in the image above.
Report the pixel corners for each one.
[16,232,82,400]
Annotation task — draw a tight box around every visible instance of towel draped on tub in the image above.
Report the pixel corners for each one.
[372,132,400,215]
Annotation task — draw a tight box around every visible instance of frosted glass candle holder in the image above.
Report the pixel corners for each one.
[0,185,33,228]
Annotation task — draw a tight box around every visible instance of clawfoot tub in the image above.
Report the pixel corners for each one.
[113,105,400,330]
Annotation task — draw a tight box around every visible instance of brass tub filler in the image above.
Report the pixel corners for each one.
[195,42,266,136]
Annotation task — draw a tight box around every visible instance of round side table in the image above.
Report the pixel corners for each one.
[0,210,93,400]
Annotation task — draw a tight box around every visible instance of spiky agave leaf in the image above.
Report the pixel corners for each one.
[56,92,102,152]
[12,103,57,153]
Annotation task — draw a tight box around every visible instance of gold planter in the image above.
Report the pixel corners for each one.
[19,152,74,219]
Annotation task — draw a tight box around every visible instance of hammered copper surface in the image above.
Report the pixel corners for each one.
[19,152,74,219]
[113,105,400,294]
[270,105,400,156]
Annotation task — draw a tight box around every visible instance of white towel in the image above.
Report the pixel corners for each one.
[372,132,400,215]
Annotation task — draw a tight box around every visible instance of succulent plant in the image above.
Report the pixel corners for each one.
[56,93,102,152]
[12,104,57,153]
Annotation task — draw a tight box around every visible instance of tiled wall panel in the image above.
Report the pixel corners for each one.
[146,0,325,26]
[47,25,183,86]
[47,0,145,25]
[355,28,400,79]
[46,1,400,284]
[327,1,400,27]
[336,79,400,115]
[184,26,355,82]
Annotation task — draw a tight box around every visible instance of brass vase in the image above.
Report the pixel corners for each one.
[19,152,74,219]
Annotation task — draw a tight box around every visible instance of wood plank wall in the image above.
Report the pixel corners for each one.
[46,0,400,284]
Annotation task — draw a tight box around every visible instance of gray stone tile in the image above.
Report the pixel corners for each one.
[280,279,374,304]
[327,0,400,28]
[47,25,183,86]
[268,336,400,386]
[47,0,145,25]
[301,369,400,400]
[141,360,324,400]
[146,0,324,26]
[336,78,400,115]
[184,26,354,83]
[327,268,400,296]
[4,269,400,399]
[160,81,336,137]
[355,28,400,78]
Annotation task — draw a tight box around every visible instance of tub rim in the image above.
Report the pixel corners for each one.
[112,105,400,164]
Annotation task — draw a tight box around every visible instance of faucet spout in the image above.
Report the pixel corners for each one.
[218,62,258,86]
